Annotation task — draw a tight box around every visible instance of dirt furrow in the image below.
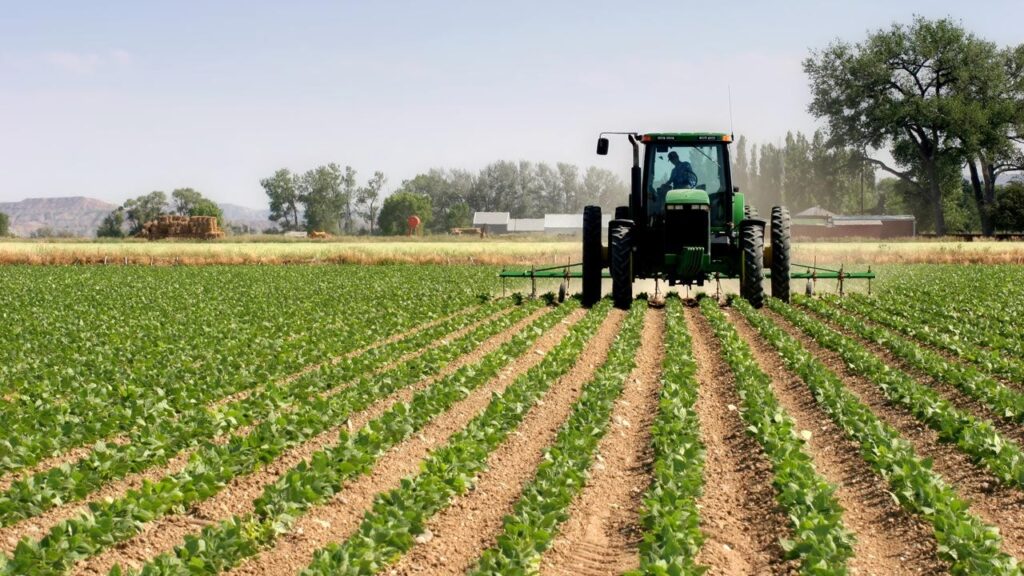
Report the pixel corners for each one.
[69,306,551,576]
[225,308,588,576]
[767,308,1024,561]
[0,306,508,558]
[383,309,628,576]
[805,306,1024,446]
[729,309,946,575]
[685,304,793,576]
[537,308,663,576]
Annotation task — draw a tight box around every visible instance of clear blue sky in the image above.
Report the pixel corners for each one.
[1,1,1021,206]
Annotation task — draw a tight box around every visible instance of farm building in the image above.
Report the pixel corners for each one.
[508,218,545,233]
[542,213,613,235]
[792,206,916,239]
[470,212,612,235]
[472,212,510,234]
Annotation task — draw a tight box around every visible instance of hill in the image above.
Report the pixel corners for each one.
[220,203,273,232]
[0,197,117,237]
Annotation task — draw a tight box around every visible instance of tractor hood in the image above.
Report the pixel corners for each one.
[665,189,710,206]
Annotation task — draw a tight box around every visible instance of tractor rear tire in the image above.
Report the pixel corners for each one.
[582,206,603,307]
[614,205,630,220]
[610,220,634,310]
[770,206,791,303]
[740,219,766,309]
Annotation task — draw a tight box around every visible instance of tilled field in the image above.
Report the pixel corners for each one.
[4,265,1024,575]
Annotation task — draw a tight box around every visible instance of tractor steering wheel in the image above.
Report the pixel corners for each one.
[680,170,699,189]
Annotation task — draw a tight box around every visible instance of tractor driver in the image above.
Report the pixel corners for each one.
[652,151,699,213]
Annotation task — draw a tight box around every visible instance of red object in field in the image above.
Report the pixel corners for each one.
[407,215,421,236]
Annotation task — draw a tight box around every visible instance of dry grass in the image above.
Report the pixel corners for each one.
[1,238,1023,266]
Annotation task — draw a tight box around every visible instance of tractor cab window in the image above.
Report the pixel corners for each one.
[647,143,726,217]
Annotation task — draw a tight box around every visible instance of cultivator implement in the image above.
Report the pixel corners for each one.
[499,261,875,299]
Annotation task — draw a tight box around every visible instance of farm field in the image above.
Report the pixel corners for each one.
[2,264,1024,575]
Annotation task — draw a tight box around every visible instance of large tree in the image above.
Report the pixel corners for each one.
[171,188,223,225]
[261,169,302,231]
[96,209,125,238]
[378,192,432,235]
[0,212,8,237]
[122,191,168,235]
[805,17,1004,234]
[299,163,345,234]
[962,44,1024,234]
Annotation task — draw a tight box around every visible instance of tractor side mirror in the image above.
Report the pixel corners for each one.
[733,186,740,192]
[596,137,609,155]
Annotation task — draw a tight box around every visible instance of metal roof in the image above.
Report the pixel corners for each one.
[472,212,509,226]
[795,206,835,218]
[543,214,613,229]
[508,218,545,232]
[834,219,883,226]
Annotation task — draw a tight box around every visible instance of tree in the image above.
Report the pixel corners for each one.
[262,169,302,231]
[963,45,1024,234]
[189,198,224,225]
[582,166,628,213]
[355,171,386,234]
[298,163,344,234]
[993,181,1024,231]
[122,191,168,235]
[340,166,358,234]
[0,212,8,237]
[733,136,750,196]
[378,192,432,235]
[805,17,1004,234]
[171,188,203,215]
[96,209,125,238]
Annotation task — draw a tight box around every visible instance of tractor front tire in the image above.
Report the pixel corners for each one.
[770,206,791,303]
[582,206,603,307]
[610,219,634,310]
[740,219,766,309]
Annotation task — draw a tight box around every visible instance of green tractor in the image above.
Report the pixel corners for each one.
[585,131,790,310]
[498,131,874,307]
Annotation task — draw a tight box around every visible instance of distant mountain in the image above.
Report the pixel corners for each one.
[219,203,273,232]
[0,197,117,237]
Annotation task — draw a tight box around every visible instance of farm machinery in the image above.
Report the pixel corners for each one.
[500,131,874,309]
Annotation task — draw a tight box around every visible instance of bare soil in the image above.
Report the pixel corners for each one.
[729,308,946,575]
[686,305,795,575]
[70,306,553,575]
[225,308,588,576]
[382,308,628,576]
[766,308,1024,561]
[538,308,664,575]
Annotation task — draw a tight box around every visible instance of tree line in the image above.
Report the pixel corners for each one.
[262,162,626,235]
[97,189,224,237]
[805,16,1024,235]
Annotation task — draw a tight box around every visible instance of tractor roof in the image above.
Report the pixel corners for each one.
[641,132,731,143]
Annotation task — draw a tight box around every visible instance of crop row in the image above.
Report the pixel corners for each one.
[740,298,1018,574]
[771,299,1024,490]
[866,265,1024,358]
[1,297,553,575]
[121,300,586,576]
[701,298,853,574]
[0,298,512,528]
[842,294,1024,385]
[468,299,645,574]
[0,267,494,477]
[802,296,1024,423]
[630,296,706,576]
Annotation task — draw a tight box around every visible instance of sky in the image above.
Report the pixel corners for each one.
[1,1,1022,207]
